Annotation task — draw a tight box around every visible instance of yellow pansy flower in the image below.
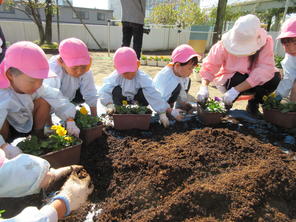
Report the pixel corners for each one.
[122,100,128,106]
[56,128,67,137]
[80,106,88,115]
[64,136,72,142]
[51,125,59,130]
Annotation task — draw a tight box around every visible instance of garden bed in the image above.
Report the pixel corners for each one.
[1,118,296,221]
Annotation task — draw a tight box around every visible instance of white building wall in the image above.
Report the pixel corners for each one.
[0,20,284,56]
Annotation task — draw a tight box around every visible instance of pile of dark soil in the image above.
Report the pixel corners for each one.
[2,119,296,221]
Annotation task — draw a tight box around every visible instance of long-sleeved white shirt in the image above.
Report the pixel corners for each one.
[0,85,76,145]
[44,56,98,107]
[153,66,190,103]
[0,153,49,198]
[1,205,58,222]
[276,53,296,98]
[0,152,57,222]
[98,70,169,113]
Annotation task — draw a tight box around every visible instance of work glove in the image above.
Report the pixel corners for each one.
[40,165,83,190]
[197,86,209,104]
[159,113,169,128]
[51,169,93,216]
[2,144,22,159]
[171,108,185,121]
[223,87,240,106]
[66,120,80,137]
[106,103,116,115]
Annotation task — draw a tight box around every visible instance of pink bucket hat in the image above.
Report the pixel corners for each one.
[59,38,91,67]
[277,17,296,39]
[222,14,267,56]
[172,44,199,63]
[0,41,56,89]
[113,47,138,74]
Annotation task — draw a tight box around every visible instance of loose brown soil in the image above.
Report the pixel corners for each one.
[1,119,296,221]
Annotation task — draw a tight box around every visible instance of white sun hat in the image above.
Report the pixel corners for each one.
[222,14,267,56]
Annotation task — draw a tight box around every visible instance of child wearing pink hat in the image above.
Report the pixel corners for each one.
[44,38,98,116]
[0,41,79,159]
[197,14,280,116]
[99,47,183,127]
[153,44,199,115]
[275,17,296,102]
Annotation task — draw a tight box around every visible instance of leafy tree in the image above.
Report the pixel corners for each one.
[147,2,177,26]
[147,0,207,28]
[176,0,208,28]
[5,0,56,44]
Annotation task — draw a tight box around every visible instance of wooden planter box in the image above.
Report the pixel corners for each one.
[147,60,157,66]
[263,108,296,128]
[199,111,225,125]
[80,124,103,146]
[41,140,82,168]
[113,114,151,130]
[140,60,147,65]
[157,61,169,67]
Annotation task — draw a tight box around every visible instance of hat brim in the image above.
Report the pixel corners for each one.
[173,53,199,63]
[116,65,138,74]
[63,57,91,67]
[0,63,9,88]
[277,31,296,40]
[0,72,9,88]
[222,28,267,56]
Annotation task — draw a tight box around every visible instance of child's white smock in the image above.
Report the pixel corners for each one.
[0,152,50,198]
[1,205,58,222]
[276,54,296,98]
[98,70,169,113]
[0,85,76,145]
[44,56,98,107]
[153,66,190,103]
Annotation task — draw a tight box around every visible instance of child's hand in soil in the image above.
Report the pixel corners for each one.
[58,169,93,212]
[41,165,84,190]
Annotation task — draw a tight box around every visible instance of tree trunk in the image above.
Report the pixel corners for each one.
[212,0,228,45]
[28,0,45,44]
[36,22,45,44]
[271,14,281,31]
[267,17,272,31]
[45,0,53,43]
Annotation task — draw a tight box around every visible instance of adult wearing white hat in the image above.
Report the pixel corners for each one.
[197,14,280,116]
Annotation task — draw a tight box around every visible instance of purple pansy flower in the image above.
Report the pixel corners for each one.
[214,96,221,102]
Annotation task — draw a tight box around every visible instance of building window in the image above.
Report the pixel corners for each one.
[0,5,15,14]
[97,12,106,21]
[73,11,89,20]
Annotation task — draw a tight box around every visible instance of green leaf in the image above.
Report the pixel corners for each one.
[0,209,6,219]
